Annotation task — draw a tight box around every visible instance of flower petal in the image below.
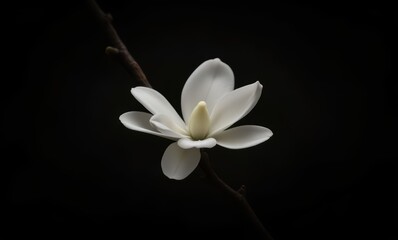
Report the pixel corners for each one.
[215,125,273,149]
[161,143,201,180]
[150,114,188,138]
[208,81,263,136]
[177,138,217,149]
[119,112,178,140]
[131,87,186,129]
[181,58,234,122]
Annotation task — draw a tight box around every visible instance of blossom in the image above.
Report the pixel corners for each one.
[120,58,273,180]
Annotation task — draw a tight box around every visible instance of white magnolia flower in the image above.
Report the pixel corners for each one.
[120,58,273,180]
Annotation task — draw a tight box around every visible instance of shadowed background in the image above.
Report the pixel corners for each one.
[4,1,395,239]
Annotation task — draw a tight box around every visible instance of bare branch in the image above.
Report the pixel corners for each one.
[200,151,274,240]
[87,0,151,88]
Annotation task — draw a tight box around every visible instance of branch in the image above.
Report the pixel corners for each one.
[87,1,274,239]
[199,151,275,240]
[86,0,151,88]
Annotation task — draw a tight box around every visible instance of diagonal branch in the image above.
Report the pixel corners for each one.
[199,151,274,240]
[87,1,274,239]
[87,0,151,88]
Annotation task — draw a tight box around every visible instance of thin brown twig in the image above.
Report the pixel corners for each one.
[86,0,151,88]
[87,1,274,239]
[200,151,274,240]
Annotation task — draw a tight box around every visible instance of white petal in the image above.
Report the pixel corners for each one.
[161,143,201,180]
[119,112,178,140]
[181,58,234,122]
[208,81,263,136]
[131,87,186,129]
[150,114,188,138]
[215,125,273,149]
[177,138,217,149]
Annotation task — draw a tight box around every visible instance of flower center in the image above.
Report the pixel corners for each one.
[188,101,210,140]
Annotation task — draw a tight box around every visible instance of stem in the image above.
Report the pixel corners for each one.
[87,1,274,239]
[86,0,151,88]
[200,151,274,240]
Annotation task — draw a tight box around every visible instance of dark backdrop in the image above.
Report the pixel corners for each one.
[4,1,396,239]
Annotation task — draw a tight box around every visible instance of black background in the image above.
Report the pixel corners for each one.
[4,1,396,239]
